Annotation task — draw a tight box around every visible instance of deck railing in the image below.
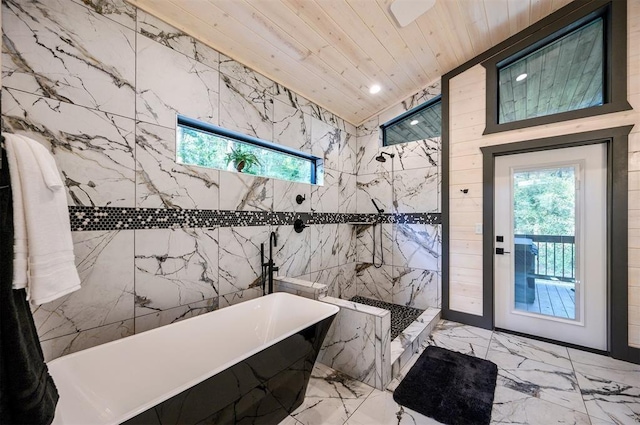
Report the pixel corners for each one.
[514,234,575,282]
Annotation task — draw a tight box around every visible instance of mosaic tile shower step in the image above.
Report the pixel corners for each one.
[68,206,441,231]
[350,296,424,340]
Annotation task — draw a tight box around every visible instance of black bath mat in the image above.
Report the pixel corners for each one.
[393,346,498,425]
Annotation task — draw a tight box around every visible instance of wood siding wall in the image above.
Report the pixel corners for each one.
[448,1,640,347]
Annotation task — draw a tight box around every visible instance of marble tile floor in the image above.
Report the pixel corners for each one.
[279,320,640,425]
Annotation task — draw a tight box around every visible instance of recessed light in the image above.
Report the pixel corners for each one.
[369,84,381,94]
[410,120,419,125]
[516,73,528,82]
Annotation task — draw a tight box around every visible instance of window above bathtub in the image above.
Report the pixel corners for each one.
[176,116,321,185]
[380,96,441,146]
[483,0,630,134]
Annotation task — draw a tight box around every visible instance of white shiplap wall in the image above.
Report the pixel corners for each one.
[448,1,640,347]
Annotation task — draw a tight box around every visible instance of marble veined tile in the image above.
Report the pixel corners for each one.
[1,88,136,207]
[136,122,219,209]
[218,172,273,211]
[314,323,378,413]
[346,389,441,425]
[338,223,357,266]
[488,350,587,413]
[356,172,392,214]
[490,331,572,370]
[309,104,344,131]
[2,0,136,118]
[219,74,273,141]
[431,320,493,347]
[340,131,357,175]
[311,117,342,171]
[375,312,392,389]
[136,34,219,128]
[134,297,217,334]
[310,224,340,272]
[339,263,358,300]
[426,333,489,359]
[312,168,340,213]
[491,384,591,425]
[134,228,219,315]
[273,179,311,213]
[81,0,136,30]
[311,266,342,299]
[575,370,640,424]
[392,267,439,310]
[568,348,640,388]
[356,263,394,303]
[219,54,276,95]
[393,224,440,271]
[394,138,440,171]
[292,363,373,425]
[274,224,310,278]
[400,82,441,111]
[356,223,393,265]
[219,288,264,308]
[33,230,134,341]
[218,226,270,296]
[394,167,439,213]
[273,98,312,153]
[40,319,134,362]
[273,83,314,116]
[136,10,219,69]
[339,172,357,214]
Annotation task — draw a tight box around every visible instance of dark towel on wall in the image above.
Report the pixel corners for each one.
[0,147,60,424]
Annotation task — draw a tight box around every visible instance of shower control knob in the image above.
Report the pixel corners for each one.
[294,219,307,233]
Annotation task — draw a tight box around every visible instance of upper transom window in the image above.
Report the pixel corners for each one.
[381,97,441,146]
[483,0,630,134]
[498,17,603,124]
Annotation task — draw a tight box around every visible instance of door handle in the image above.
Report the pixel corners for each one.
[495,248,511,255]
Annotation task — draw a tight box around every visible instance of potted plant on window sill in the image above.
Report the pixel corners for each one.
[224,147,261,173]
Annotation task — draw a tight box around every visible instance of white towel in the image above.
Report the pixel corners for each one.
[3,133,81,305]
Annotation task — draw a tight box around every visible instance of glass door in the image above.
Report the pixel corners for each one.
[494,144,607,350]
[512,166,578,320]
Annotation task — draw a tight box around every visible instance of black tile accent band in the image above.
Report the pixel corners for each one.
[68,206,441,232]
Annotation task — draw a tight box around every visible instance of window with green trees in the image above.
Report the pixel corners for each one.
[176,116,319,185]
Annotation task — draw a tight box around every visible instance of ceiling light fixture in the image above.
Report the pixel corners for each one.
[516,73,528,82]
[410,119,419,125]
[369,84,381,94]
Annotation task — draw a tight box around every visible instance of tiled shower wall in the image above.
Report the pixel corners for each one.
[0,0,442,361]
[0,0,359,360]
[355,85,442,311]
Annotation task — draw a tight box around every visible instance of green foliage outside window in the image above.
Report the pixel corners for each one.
[513,167,575,236]
[513,167,576,279]
[177,126,314,184]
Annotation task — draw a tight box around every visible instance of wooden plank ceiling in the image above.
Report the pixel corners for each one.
[126,0,574,126]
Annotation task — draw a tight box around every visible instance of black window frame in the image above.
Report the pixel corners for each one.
[177,115,320,185]
[483,0,630,135]
[380,96,442,147]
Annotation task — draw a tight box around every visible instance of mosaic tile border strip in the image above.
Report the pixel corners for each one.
[68,206,441,232]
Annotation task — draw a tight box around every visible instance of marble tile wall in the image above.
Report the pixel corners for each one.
[1,0,359,360]
[317,296,392,390]
[355,81,442,310]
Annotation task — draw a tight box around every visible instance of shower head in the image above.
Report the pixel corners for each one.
[375,152,395,163]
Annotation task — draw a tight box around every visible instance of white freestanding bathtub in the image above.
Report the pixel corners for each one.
[48,292,339,425]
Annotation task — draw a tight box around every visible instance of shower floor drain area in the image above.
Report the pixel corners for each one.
[350,296,424,340]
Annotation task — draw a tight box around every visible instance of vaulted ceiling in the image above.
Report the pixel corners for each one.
[127,0,574,125]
